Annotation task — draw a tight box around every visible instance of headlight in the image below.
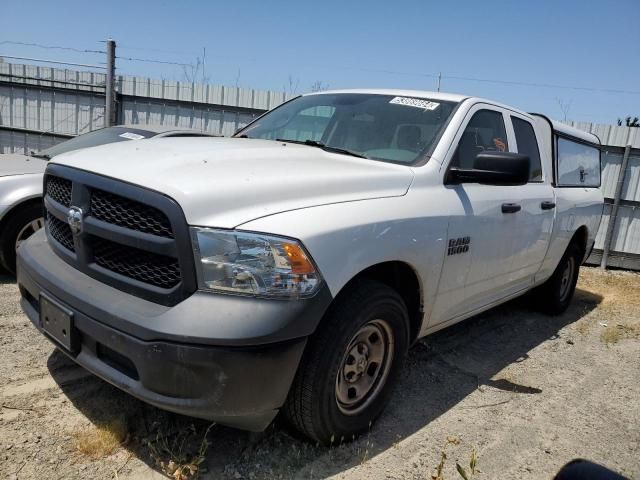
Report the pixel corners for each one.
[190,228,321,298]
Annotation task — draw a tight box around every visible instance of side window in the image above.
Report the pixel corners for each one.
[556,137,601,187]
[450,110,508,169]
[511,117,542,181]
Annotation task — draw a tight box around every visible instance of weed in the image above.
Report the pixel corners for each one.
[145,422,215,480]
[433,449,447,480]
[73,416,128,458]
[455,446,478,480]
[431,438,479,480]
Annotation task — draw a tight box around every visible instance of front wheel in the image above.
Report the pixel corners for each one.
[0,203,44,274]
[284,279,409,444]
[533,242,582,315]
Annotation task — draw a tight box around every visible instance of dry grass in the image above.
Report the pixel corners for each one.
[574,267,640,344]
[601,322,640,345]
[575,315,595,336]
[73,416,128,458]
[578,269,640,306]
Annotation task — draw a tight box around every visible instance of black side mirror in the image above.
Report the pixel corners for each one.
[447,152,530,186]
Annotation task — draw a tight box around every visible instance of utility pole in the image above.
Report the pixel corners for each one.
[437,72,442,92]
[105,39,116,126]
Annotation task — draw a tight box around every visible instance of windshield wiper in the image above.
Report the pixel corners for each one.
[29,151,51,160]
[275,139,368,159]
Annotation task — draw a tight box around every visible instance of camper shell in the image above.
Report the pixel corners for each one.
[531,114,602,188]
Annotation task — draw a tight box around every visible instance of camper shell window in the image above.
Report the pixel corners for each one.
[555,135,601,187]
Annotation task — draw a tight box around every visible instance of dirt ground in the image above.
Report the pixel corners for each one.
[1,267,638,480]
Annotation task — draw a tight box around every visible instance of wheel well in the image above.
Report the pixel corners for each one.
[339,261,423,343]
[0,198,43,233]
[571,226,589,261]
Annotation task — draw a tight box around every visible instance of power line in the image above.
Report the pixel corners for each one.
[354,67,439,78]
[0,39,192,68]
[443,74,640,96]
[0,55,106,69]
[0,40,104,54]
[116,56,192,67]
[1,39,636,96]
[344,66,640,96]
[116,44,198,57]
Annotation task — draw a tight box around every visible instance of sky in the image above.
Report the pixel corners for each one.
[2,0,639,125]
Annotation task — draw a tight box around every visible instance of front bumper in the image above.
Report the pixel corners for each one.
[17,230,332,431]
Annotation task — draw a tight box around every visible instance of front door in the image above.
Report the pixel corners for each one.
[431,105,554,325]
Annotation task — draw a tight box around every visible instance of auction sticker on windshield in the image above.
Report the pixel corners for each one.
[389,97,440,110]
[119,132,146,140]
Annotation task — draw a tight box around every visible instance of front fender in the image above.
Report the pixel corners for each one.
[0,174,44,222]
[237,195,449,325]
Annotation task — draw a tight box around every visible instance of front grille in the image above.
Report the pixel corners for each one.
[47,214,75,252]
[42,165,195,305]
[91,236,181,289]
[45,176,72,207]
[91,189,174,238]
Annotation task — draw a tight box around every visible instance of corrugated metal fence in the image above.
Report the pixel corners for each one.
[1,62,639,270]
[0,62,294,153]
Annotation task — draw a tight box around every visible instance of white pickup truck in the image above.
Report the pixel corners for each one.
[17,89,603,444]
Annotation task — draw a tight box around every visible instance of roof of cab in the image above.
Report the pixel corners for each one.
[302,89,531,119]
[303,89,468,103]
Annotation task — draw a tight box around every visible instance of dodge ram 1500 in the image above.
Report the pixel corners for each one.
[17,90,603,443]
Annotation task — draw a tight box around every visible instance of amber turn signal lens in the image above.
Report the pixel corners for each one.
[283,243,316,275]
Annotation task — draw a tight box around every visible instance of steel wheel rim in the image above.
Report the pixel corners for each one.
[15,217,44,251]
[335,319,394,416]
[559,256,575,301]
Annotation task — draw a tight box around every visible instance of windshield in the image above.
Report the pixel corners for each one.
[34,126,156,159]
[236,93,457,164]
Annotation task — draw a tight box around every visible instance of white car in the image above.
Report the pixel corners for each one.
[17,90,603,443]
[0,125,213,272]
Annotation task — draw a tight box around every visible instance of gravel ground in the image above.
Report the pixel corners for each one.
[0,266,638,480]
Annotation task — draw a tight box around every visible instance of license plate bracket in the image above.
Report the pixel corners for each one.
[40,293,80,353]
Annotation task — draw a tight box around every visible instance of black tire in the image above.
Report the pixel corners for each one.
[284,279,410,444]
[0,203,44,274]
[533,242,582,315]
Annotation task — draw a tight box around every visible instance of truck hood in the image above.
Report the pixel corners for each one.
[52,137,414,228]
[0,154,48,177]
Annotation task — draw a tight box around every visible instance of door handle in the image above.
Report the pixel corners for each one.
[541,201,556,210]
[501,203,521,214]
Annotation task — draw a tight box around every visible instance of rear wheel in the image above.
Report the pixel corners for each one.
[533,242,582,315]
[0,203,44,274]
[284,279,409,444]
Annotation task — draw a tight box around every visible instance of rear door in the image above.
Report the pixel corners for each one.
[506,113,555,282]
